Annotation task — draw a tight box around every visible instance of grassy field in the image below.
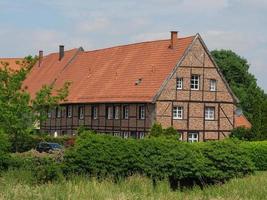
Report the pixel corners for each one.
[0,170,266,200]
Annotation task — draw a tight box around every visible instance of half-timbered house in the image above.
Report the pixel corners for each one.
[20,31,251,141]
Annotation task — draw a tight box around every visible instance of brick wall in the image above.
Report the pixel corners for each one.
[156,38,236,141]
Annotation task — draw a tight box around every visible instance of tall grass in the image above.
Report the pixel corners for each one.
[0,170,266,200]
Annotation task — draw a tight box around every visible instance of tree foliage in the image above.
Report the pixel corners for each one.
[0,57,70,151]
[211,50,267,140]
[149,123,180,139]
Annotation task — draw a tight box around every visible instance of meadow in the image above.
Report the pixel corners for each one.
[0,170,266,200]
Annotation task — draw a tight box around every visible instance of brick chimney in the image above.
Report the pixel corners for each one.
[38,50,43,67]
[170,31,178,49]
[59,45,64,61]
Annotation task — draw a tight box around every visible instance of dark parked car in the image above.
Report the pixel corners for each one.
[36,142,62,153]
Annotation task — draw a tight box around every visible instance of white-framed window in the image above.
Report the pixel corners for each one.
[139,132,145,139]
[173,106,183,119]
[139,105,145,120]
[47,109,51,118]
[176,77,183,90]
[107,106,113,119]
[123,105,129,119]
[78,106,84,119]
[56,107,61,118]
[113,132,120,137]
[191,75,200,90]
[92,106,98,119]
[123,131,130,139]
[205,107,215,120]
[210,79,217,91]
[188,132,198,143]
[115,106,120,119]
[67,105,72,118]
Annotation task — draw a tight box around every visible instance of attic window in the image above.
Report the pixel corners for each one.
[135,78,142,85]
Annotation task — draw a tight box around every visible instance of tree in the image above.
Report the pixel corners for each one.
[149,123,180,140]
[0,57,70,151]
[211,50,267,140]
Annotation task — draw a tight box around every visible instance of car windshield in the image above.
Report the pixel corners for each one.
[49,143,62,149]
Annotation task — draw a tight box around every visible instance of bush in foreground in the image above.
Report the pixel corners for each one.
[8,154,63,184]
[63,133,254,188]
[240,141,267,170]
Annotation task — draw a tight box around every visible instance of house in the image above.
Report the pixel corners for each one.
[22,31,250,142]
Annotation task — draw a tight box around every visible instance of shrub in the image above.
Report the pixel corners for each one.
[150,123,180,140]
[240,141,267,170]
[8,154,63,184]
[0,130,11,171]
[149,123,163,137]
[64,133,254,188]
[0,152,10,171]
[194,140,255,183]
[0,130,10,153]
[230,127,253,141]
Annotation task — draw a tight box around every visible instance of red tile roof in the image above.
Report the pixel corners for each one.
[24,36,195,103]
[235,114,252,129]
[0,58,23,71]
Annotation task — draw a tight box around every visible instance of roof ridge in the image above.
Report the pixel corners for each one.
[83,35,195,54]
[0,58,23,60]
[42,48,78,58]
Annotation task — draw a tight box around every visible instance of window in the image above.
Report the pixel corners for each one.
[113,132,120,137]
[173,106,183,119]
[123,131,130,139]
[210,79,217,91]
[67,105,72,118]
[78,106,84,119]
[205,107,215,120]
[56,107,61,118]
[138,132,145,139]
[139,105,145,119]
[47,109,51,118]
[176,77,183,90]
[191,75,200,90]
[107,106,113,119]
[188,132,198,143]
[92,106,98,119]
[115,106,120,119]
[123,105,129,119]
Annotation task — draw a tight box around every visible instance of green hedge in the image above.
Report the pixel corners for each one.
[9,135,72,153]
[63,133,254,188]
[194,141,254,183]
[240,141,267,170]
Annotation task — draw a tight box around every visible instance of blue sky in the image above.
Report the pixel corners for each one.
[0,0,266,91]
